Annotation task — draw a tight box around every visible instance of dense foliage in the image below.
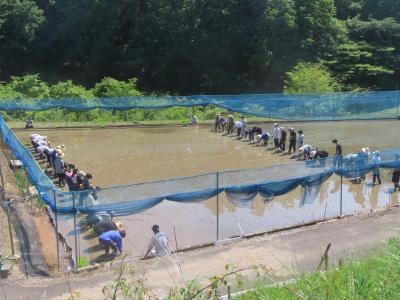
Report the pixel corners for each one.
[0,0,399,95]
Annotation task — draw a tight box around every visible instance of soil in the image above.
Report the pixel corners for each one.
[0,140,59,275]
[33,215,59,273]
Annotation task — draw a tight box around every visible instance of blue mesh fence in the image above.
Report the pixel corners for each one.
[2,114,400,266]
[1,113,400,217]
[0,90,399,120]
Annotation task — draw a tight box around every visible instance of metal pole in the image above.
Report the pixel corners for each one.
[72,193,78,270]
[332,93,335,121]
[340,156,343,217]
[53,190,60,271]
[216,172,219,242]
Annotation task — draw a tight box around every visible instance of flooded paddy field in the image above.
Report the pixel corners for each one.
[16,120,400,262]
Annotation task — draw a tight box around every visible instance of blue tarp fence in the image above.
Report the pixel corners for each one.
[0,90,400,120]
[1,115,400,217]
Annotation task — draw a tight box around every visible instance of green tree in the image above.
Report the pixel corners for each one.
[283,62,338,93]
[50,80,94,99]
[0,0,44,75]
[8,74,50,99]
[93,77,142,98]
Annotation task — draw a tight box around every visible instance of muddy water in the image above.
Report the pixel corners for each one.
[16,120,400,186]
[16,120,400,260]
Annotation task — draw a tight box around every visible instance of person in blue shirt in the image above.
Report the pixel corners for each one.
[99,229,126,255]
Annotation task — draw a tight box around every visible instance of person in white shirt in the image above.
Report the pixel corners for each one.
[272,123,281,149]
[144,225,170,259]
[296,130,304,149]
[234,121,242,136]
[240,116,247,139]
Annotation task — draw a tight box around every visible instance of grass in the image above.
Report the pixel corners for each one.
[236,238,400,300]
[7,116,277,129]
[14,168,46,211]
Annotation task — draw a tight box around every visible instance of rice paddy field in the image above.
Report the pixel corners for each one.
[15,120,400,263]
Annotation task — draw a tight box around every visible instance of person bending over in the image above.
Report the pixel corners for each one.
[256,132,270,146]
[144,225,170,259]
[94,220,122,236]
[248,127,262,141]
[99,229,126,255]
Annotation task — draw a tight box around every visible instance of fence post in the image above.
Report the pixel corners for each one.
[332,93,335,121]
[53,190,60,272]
[216,172,219,242]
[340,156,343,217]
[72,192,78,270]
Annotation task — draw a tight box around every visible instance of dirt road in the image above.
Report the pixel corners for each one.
[2,207,400,299]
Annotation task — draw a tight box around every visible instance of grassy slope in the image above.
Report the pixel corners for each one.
[237,238,400,300]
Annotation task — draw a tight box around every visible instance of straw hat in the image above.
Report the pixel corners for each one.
[115,221,123,230]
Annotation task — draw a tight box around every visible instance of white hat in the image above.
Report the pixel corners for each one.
[362,147,370,154]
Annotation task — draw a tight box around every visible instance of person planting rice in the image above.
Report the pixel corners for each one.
[226,114,234,134]
[248,127,262,141]
[218,115,226,131]
[214,113,221,131]
[332,139,343,168]
[371,150,382,185]
[392,169,400,191]
[272,123,281,149]
[240,116,247,139]
[93,220,123,236]
[191,115,199,125]
[298,144,313,160]
[310,149,329,166]
[256,132,270,146]
[25,118,33,129]
[66,167,79,191]
[288,128,297,154]
[234,120,242,136]
[53,151,66,186]
[297,130,304,149]
[79,173,98,206]
[279,127,287,151]
[98,229,126,255]
[144,225,170,259]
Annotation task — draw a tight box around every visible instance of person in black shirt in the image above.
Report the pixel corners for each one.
[279,127,287,151]
[332,139,342,168]
[288,128,297,154]
[93,220,120,236]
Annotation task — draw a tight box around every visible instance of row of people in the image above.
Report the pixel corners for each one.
[30,133,97,205]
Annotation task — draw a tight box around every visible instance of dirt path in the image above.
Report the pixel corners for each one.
[2,207,400,299]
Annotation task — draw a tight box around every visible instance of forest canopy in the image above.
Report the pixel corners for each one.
[0,0,399,95]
